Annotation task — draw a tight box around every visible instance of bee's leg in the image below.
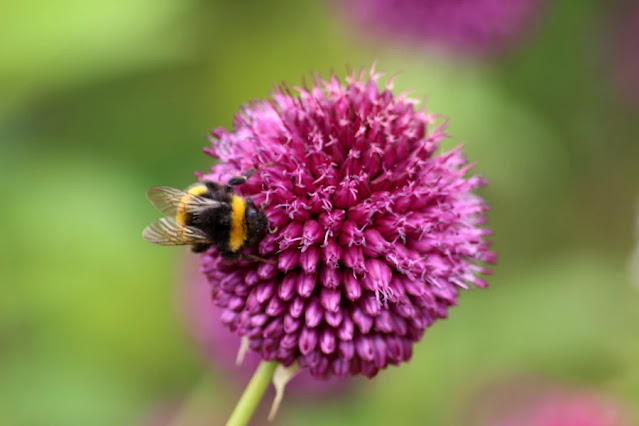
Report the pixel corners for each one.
[227,168,257,188]
[226,162,275,191]
[191,243,210,253]
[240,253,275,264]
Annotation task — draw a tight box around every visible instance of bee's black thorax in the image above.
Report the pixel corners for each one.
[190,201,231,252]
[186,182,266,259]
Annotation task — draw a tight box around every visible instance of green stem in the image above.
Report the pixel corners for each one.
[225,360,278,426]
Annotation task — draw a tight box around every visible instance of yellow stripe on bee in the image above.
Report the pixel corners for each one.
[176,184,209,226]
[229,195,247,252]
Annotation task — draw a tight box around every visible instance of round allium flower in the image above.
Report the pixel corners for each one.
[198,67,495,379]
[337,0,545,54]
[180,257,350,394]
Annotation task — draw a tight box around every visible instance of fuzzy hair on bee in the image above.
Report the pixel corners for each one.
[143,169,269,261]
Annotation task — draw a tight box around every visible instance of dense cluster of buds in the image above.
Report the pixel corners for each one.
[198,67,495,378]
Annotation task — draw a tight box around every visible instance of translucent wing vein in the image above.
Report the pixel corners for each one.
[142,217,211,246]
[146,186,221,216]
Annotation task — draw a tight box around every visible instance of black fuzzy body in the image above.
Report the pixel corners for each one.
[186,181,267,259]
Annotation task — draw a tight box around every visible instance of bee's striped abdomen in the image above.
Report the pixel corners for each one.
[228,195,247,252]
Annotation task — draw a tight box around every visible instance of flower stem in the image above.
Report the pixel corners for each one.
[225,360,278,426]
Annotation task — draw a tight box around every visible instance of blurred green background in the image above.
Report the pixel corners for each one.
[1,1,638,425]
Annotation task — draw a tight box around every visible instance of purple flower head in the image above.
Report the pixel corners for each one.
[199,66,495,379]
[180,257,350,395]
[338,0,545,55]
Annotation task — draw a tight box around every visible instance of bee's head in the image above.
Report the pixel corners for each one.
[245,199,268,243]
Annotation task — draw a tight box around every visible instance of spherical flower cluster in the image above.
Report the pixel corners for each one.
[199,67,495,379]
[338,0,545,54]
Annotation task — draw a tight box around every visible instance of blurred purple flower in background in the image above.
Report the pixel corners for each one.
[467,378,633,426]
[608,2,639,106]
[337,0,546,55]
[491,390,631,426]
[180,257,349,395]
[199,66,495,379]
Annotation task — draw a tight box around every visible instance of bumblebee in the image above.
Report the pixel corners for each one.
[143,169,268,260]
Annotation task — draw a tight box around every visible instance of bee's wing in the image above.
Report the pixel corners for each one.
[146,186,187,216]
[142,217,212,246]
[146,186,222,216]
